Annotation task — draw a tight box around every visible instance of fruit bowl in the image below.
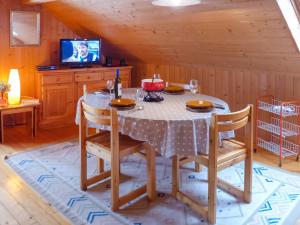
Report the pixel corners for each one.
[141,79,164,92]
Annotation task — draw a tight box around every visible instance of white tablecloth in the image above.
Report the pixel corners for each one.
[75,89,234,158]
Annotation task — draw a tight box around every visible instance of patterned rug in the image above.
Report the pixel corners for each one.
[4,140,300,225]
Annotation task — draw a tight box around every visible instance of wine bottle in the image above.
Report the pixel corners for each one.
[114,69,122,99]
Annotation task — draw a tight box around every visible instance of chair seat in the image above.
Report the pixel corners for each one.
[199,139,246,167]
[86,131,144,160]
[217,139,246,163]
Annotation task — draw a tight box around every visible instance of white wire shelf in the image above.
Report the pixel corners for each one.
[258,99,299,117]
[257,136,299,158]
[257,118,300,138]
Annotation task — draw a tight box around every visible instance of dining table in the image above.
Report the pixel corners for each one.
[75,88,234,158]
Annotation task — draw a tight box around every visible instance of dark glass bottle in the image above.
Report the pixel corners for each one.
[114,69,122,99]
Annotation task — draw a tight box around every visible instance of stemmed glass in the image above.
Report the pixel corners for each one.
[153,74,161,80]
[189,79,198,94]
[135,88,144,103]
[153,74,162,98]
[106,80,114,98]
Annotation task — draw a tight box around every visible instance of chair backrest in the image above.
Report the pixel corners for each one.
[216,105,252,132]
[82,101,112,126]
[80,100,119,153]
[209,105,254,158]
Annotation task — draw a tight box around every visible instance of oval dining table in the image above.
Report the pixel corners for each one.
[75,88,234,158]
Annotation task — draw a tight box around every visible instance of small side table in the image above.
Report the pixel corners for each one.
[0,103,39,143]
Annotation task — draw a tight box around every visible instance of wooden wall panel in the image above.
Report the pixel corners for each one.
[0,0,79,97]
[132,63,300,111]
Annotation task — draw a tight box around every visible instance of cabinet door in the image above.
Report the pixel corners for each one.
[42,83,74,127]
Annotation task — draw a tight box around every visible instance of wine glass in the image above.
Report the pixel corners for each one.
[135,88,144,103]
[153,74,161,80]
[189,79,198,94]
[106,80,114,98]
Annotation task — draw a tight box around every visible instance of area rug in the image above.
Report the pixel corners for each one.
[4,140,300,225]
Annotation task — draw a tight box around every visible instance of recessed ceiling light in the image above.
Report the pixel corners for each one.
[152,0,201,7]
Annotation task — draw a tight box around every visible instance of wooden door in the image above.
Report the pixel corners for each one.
[41,83,74,128]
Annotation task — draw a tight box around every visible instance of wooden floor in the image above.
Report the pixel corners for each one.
[0,125,299,225]
[0,125,76,225]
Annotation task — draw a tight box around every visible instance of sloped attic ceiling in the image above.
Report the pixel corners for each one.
[25,0,300,72]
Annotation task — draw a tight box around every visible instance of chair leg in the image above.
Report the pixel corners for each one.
[172,155,180,197]
[96,128,105,175]
[111,158,120,211]
[208,163,217,224]
[195,162,202,172]
[146,144,156,201]
[244,152,252,203]
[98,158,104,173]
[80,150,87,191]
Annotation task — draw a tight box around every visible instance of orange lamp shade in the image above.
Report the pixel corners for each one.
[8,69,21,105]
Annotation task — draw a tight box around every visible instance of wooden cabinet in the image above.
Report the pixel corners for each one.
[36,66,132,128]
[42,83,75,127]
[43,73,73,84]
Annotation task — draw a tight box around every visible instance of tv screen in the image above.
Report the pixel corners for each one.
[60,39,101,64]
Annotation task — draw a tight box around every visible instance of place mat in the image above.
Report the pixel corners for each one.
[213,103,226,110]
[109,103,135,111]
[162,90,185,95]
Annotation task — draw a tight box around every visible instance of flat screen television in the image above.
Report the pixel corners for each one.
[60,38,101,66]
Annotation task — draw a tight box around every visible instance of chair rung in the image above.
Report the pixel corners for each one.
[217,154,246,171]
[86,171,111,186]
[86,132,107,141]
[217,149,246,165]
[176,191,208,219]
[87,143,111,161]
[120,145,143,158]
[135,152,146,160]
[217,178,244,200]
[179,156,195,166]
[119,185,147,207]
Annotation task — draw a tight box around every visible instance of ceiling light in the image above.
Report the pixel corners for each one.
[152,0,201,7]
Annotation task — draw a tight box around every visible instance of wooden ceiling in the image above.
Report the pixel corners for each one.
[24,0,300,72]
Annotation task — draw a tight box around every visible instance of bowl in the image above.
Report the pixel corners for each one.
[142,79,164,92]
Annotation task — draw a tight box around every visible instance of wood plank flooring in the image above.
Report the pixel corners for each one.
[0,125,76,225]
[0,125,299,225]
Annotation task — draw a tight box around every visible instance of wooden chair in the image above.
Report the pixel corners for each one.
[79,100,156,211]
[172,105,254,224]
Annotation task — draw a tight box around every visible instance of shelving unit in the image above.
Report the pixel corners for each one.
[256,96,300,166]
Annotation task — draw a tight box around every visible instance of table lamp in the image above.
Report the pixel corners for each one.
[8,69,21,105]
